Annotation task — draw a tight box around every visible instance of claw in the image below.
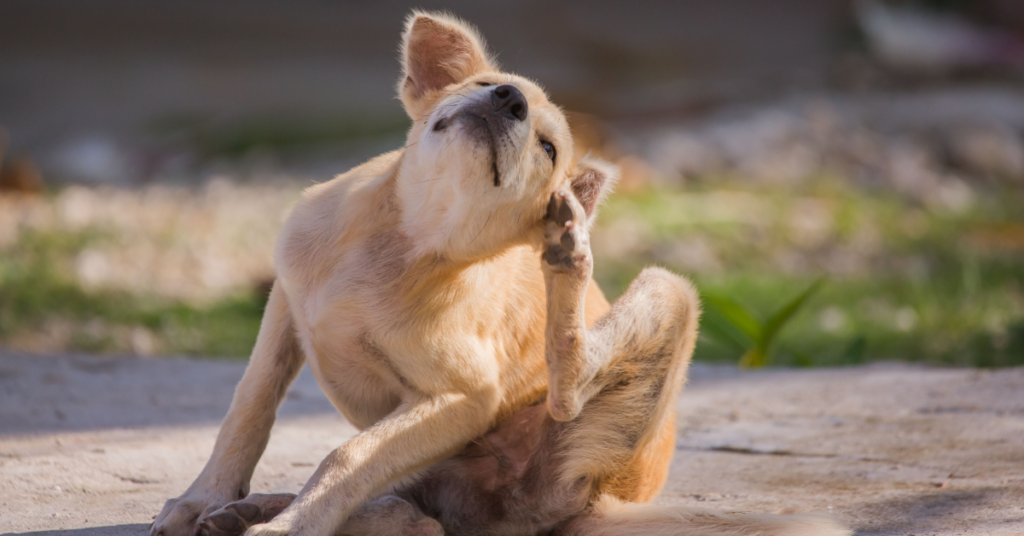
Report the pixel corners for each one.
[560,225,575,251]
[195,493,297,536]
[211,511,247,532]
[227,502,261,524]
[546,194,559,220]
[557,196,573,226]
[542,190,590,271]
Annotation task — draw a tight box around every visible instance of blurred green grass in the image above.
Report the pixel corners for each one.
[593,179,1024,368]
[148,113,411,159]
[0,228,266,357]
[1,177,1022,366]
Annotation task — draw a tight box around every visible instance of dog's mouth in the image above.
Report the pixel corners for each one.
[453,112,504,188]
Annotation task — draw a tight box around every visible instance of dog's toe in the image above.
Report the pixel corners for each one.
[543,191,589,271]
[197,493,296,536]
[199,511,247,536]
[225,502,261,524]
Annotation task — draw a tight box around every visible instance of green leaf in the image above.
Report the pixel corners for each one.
[737,279,825,368]
[702,293,763,342]
[843,335,867,364]
[790,347,815,367]
[738,347,767,368]
[699,309,751,351]
[761,278,825,351]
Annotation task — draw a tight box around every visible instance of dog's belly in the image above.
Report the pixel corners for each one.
[401,403,592,536]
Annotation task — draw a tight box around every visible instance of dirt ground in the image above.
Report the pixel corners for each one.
[1,352,1022,536]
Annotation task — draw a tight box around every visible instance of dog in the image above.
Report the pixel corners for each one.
[151,12,851,536]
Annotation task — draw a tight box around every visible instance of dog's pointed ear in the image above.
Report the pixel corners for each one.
[570,156,619,220]
[398,12,496,119]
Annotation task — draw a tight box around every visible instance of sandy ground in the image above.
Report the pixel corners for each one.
[1,352,1022,536]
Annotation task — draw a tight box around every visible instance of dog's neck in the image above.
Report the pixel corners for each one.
[393,156,541,265]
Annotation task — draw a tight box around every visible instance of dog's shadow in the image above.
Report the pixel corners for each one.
[11,524,150,536]
[0,353,335,436]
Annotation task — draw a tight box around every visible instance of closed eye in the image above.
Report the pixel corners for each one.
[476,81,494,87]
[540,140,556,163]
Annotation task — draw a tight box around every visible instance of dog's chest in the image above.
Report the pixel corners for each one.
[290,267,501,408]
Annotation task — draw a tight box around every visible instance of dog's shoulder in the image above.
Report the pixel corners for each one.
[275,150,403,281]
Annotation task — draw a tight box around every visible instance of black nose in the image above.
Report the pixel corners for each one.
[491,85,528,122]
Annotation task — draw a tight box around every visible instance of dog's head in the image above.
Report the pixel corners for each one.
[394,12,617,260]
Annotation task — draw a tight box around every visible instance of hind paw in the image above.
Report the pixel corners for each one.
[196,493,296,536]
[542,190,590,273]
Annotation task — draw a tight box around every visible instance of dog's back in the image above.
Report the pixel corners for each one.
[152,12,850,536]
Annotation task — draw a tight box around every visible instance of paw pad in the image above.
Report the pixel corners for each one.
[543,191,587,270]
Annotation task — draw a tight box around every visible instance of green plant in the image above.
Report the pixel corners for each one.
[701,279,825,368]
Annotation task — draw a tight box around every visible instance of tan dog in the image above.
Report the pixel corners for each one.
[151,12,850,536]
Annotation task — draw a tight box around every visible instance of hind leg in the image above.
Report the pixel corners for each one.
[197,493,441,536]
[371,245,698,535]
[541,194,849,536]
[198,494,297,536]
[541,190,699,501]
[550,269,699,502]
[337,495,444,536]
[541,190,698,426]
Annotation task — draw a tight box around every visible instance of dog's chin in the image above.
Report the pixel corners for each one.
[451,113,509,188]
[452,111,491,139]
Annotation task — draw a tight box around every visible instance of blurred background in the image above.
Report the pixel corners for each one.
[1,0,1022,367]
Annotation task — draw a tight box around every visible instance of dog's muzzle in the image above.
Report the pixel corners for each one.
[490,85,528,122]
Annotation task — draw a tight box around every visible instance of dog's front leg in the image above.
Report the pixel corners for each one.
[248,387,498,536]
[152,281,304,536]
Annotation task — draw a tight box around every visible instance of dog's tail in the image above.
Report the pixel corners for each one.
[559,495,852,536]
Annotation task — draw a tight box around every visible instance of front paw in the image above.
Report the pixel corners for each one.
[542,191,591,273]
[151,495,226,536]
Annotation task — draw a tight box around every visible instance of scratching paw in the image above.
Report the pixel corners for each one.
[542,191,590,272]
[196,493,296,536]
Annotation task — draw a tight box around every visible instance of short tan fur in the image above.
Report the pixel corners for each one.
[152,11,850,536]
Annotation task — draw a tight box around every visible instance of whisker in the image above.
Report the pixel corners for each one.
[470,212,493,245]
